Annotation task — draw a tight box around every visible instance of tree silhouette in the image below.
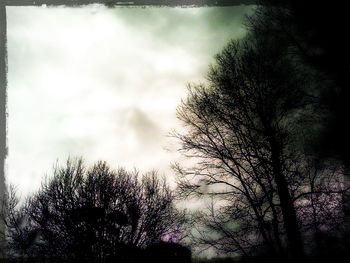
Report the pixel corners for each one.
[174,36,347,261]
[1,158,185,263]
[245,2,350,254]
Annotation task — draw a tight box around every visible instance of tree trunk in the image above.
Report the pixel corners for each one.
[270,137,304,261]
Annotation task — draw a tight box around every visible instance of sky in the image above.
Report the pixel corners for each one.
[6,4,252,196]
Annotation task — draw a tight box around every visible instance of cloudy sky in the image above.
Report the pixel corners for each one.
[6,4,252,195]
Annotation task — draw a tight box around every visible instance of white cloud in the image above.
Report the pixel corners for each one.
[6,5,250,195]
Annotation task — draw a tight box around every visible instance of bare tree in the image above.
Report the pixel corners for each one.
[0,185,39,260]
[174,36,346,260]
[1,158,185,263]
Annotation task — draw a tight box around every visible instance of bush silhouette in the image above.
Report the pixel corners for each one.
[145,241,191,263]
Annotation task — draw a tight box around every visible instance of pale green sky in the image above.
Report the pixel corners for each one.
[6,5,252,195]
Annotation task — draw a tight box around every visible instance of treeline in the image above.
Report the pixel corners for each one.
[0,159,189,263]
